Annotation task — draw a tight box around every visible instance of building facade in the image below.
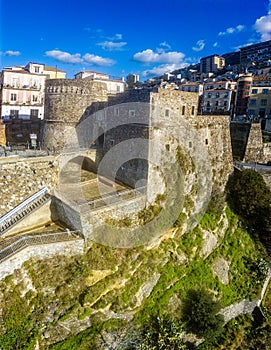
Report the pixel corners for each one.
[234,73,253,116]
[0,62,66,147]
[74,70,125,94]
[240,40,271,66]
[200,55,225,74]
[247,86,271,118]
[202,88,235,114]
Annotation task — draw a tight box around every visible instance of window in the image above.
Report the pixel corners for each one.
[32,79,38,88]
[10,110,19,118]
[205,139,208,145]
[224,92,229,98]
[252,89,258,94]
[10,93,17,101]
[250,99,256,105]
[32,95,38,102]
[216,92,220,98]
[224,101,227,107]
[215,101,219,106]
[262,89,269,94]
[182,105,186,115]
[117,85,121,92]
[191,106,195,115]
[114,107,119,116]
[165,144,170,151]
[207,92,212,98]
[34,66,40,73]
[12,78,19,88]
[165,109,170,117]
[129,110,135,117]
[261,99,267,106]
[189,141,192,148]
[30,109,39,117]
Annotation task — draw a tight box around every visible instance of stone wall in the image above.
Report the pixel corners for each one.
[0,155,58,216]
[231,122,271,163]
[230,122,251,160]
[244,123,264,163]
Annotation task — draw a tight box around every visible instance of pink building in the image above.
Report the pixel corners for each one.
[0,62,66,121]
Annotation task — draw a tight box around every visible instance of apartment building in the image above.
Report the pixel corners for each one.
[0,62,66,147]
[247,86,271,118]
[202,88,235,114]
[200,55,225,74]
[240,40,271,66]
[234,73,253,116]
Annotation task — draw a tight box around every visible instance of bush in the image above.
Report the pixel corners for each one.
[181,289,224,340]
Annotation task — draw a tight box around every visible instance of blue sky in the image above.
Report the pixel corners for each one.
[1,0,271,80]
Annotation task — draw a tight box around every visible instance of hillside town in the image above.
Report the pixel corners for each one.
[0,39,271,152]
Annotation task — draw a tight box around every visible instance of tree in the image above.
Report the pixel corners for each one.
[226,169,271,231]
[181,289,224,340]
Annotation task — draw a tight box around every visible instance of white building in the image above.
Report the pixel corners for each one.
[74,70,125,94]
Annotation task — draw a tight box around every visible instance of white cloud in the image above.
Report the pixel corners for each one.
[213,42,218,48]
[141,63,181,77]
[0,50,21,56]
[45,50,83,63]
[254,1,271,41]
[97,41,127,51]
[159,41,171,50]
[192,40,205,52]
[133,49,185,64]
[218,24,245,36]
[83,53,115,66]
[45,49,115,66]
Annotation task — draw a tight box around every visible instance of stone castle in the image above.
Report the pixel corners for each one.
[0,77,270,244]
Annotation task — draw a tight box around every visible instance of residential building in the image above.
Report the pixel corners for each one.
[204,80,237,91]
[74,70,125,94]
[234,73,253,116]
[0,62,66,147]
[247,86,271,118]
[240,40,271,67]
[0,63,46,121]
[126,74,140,89]
[200,55,225,74]
[180,82,203,94]
[44,66,66,79]
[202,88,235,114]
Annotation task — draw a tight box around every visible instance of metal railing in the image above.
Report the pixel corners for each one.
[0,187,50,235]
[78,186,147,212]
[0,230,82,263]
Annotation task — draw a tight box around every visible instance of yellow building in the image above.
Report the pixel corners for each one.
[44,66,66,79]
[247,85,271,118]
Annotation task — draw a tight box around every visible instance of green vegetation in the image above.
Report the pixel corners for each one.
[226,169,271,233]
[181,289,224,340]
[0,166,271,348]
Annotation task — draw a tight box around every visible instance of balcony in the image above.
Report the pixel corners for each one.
[1,83,42,91]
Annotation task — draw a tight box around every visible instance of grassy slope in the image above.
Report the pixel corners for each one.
[0,206,269,349]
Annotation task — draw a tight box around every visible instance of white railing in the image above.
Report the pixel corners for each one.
[79,186,147,212]
[0,187,48,227]
[0,230,81,263]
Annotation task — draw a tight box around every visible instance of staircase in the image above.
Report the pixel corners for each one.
[0,230,82,263]
[0,187,51,236]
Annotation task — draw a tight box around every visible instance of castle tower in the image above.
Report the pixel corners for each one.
[42,79,109,152]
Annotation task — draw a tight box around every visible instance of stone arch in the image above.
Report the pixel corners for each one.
[59,154,97,184]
